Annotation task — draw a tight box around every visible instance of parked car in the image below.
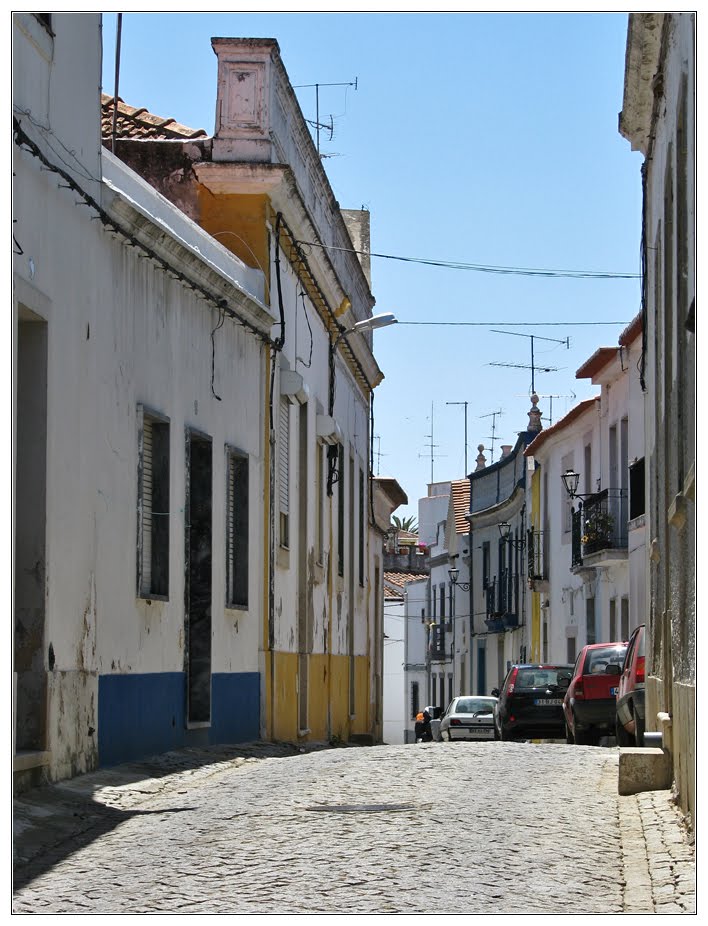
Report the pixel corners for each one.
[439,696,498,742]
[563,642,628,745]
[615,624,646,746]
[424,705,444,742]
[492,664,574,741]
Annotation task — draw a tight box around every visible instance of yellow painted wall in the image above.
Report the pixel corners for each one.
[351,656,371,736]
[328,655,351,741]
[197,192,271,285]
[272,651,298,742]
[307,654,330,740]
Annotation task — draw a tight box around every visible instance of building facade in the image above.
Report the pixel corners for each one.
[13,14,272,786]
[619,12,696,825]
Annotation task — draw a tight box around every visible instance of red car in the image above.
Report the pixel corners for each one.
[563,642,628,745]
[615,625,646,746]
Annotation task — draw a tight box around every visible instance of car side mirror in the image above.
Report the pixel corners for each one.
[491,688,500,698]
[606,663,621,676]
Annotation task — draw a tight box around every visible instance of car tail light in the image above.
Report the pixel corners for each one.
[635,655,645,683]
[450,718,461,726]
[506,666,519,695]
[575,678,585,699]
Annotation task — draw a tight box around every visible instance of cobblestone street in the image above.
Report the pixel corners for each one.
[13,741,695,915]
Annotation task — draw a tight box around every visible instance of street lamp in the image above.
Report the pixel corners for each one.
[498,521,525,548]
[328,313,398,417]
[448,566,470,592]
[560,469,598,500]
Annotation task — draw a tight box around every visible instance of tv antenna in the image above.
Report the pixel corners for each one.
[480,409,503,463]
[419,402,445,484]
[515,391,577,426]
[373,434,388,475]
[446,400,469,475]
[293,78,358,154]
[488,330,569,395]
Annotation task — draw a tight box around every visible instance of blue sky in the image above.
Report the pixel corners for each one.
[102,13,644,521]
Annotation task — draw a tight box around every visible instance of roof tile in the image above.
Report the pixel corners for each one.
[101,94,208,141]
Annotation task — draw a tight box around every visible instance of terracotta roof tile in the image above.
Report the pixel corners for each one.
[450,479,470,535]
[101,94,208,141]
[384,572,425,595]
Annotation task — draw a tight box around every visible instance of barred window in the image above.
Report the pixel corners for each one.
[226,449,249,609]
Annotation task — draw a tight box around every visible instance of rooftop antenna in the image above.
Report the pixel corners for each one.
[446,400,469,474]
[293,78,358,155]
[515,390,577,426]
[419,402,445,484]
[488,329,569,395]
[373,434,388,476]
[480,409,503,463]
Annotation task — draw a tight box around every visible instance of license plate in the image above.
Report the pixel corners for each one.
[610,687,618,696]
[467,729,494,738]
[534,698,563,706]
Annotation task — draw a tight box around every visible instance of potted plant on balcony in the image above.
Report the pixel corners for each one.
[581,511,614,550]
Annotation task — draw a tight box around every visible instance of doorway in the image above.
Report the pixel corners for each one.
[185,431,212,726]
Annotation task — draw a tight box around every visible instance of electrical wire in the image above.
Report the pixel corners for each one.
[294,239,641,280]
[398,320,628,327]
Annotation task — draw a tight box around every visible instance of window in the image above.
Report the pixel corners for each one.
[410,681,420,719]
[226,449,249,609]
[439,584,445,620]
[278,398,290,549]
[610,598,617,642]
[629,458,645,519]
[137,407,170,599]
[482,542,490,589]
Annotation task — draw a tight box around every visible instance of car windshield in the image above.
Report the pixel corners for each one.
[454,698,495,714]
[583,645,628,675]
[515,668,572,688]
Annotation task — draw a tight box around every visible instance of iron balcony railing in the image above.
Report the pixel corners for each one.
[527,529,546,580]
[572,488,628,566]
[485,570,521,631]
[429,623,447,661]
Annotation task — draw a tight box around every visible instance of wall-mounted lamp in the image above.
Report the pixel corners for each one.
[498,521,525,548]
[561,469,593,500]
[448,567,471,592]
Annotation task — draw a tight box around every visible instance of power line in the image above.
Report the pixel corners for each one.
[295,240,640,280]
[399,320,628,327]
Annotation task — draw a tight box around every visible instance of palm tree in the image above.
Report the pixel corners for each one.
[392,514,418,533]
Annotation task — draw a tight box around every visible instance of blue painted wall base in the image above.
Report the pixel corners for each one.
[98,671,260,767]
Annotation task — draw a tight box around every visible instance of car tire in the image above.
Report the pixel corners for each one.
[500,726,512,742]
[615,716,632,747]
[565,721,574,744]
[573,719,592,746]
[633,706,645,747]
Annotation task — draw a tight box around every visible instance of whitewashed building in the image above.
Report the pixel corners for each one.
[619,12,696,826]
[13,14,271,787]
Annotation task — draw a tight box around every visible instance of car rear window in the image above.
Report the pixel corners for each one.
[515,668,572,688]
[582,645,628,675]
[455,698,495,714]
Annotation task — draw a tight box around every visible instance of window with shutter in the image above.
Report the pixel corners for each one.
[279,398,290,549]
[137,407,170,598]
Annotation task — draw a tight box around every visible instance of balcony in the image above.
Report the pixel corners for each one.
[429,623,447,661]
[527,529,547,581]
[572,488,628,568]
[484,571,521,633]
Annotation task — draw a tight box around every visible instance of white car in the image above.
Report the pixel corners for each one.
[439,696,499,742]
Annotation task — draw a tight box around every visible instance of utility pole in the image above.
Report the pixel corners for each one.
[446,400,469,474]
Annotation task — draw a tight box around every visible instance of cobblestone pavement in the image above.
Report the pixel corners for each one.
[13,741,695,914]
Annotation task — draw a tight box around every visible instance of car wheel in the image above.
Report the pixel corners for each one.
[500,726,512,742]
[573,720,592,746]
[633,706,645,747]
[615,716,632,747]
[565,721,574,744]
